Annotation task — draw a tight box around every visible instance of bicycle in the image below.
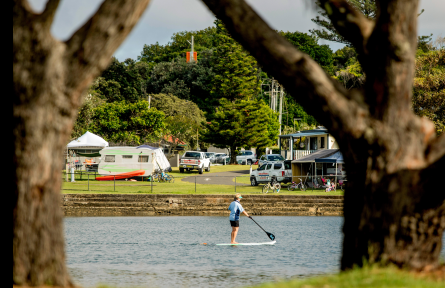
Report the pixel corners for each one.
[288,178,306,191]
[262,178,281,194]
[155,169,175,183]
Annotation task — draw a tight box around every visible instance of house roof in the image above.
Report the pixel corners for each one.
[279,127,329,138]
[291,149,340,163]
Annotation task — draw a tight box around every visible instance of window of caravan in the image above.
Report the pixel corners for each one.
[122,155,133,159]
[105,155,115,162]
[138,156,149,162]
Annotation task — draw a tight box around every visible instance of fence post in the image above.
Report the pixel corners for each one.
[151,176,153,193]
[80,171,82,181]
[114,175,116,192]
[235,177,237,192]
[88,174,90,191]
[195,176,197,193]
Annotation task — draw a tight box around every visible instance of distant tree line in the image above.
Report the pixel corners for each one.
[73,14,444,161]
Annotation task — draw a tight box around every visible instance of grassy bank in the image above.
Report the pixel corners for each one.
[252,266,444,288]
[61,164,343,195]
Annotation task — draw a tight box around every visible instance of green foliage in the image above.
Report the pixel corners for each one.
[91,100,165,144]
[211,20,260,102]
[253,266,444,288]
[333,46,358,70]
[280,31,334,74]
[413,50,445,134]
[145,58,215,113]
[96,57,153,103]
[150,93,206,152]
[333,58,365,89]
[203,98,279,163]
[417,34,434,55]
[138,27,217,63]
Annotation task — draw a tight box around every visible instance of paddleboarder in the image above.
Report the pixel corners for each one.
[228,193,251,244]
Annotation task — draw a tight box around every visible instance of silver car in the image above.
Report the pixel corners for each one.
[236,150,257,165]
[205,152,217,163]
[258,154,285,167]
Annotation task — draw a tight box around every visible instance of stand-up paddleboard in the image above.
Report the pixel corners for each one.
[216,241,276,246]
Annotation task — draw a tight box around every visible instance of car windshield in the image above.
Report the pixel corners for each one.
[205,153,214,157]
[267,155,284,161]
[184,152,201,158]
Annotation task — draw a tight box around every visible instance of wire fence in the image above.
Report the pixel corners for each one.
[61,171,346,194]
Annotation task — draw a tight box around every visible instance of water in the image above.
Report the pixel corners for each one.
[65,216,445,288]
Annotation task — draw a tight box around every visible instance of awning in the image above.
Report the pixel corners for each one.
[314,151,344,164]
[279,129,329,138]
[291,149,340,163]
[136,145,159,150]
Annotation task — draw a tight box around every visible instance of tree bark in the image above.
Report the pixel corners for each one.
[13,0,150,285]
[230,146,237,164]
[202,0,445,270]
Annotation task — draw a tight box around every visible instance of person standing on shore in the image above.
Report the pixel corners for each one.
[228,193,251,244]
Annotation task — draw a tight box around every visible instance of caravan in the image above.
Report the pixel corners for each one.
[98,145,171,177]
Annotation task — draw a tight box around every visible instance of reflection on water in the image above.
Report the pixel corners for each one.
[64,216,444,288]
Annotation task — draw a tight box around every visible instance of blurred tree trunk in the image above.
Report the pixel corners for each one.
[203,0,445,270]
[12,0,150,286]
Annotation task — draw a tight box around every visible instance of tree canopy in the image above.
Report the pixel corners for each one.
[413,50,445,134]
[203,98,279,163]
[210,20,260,102]
[91,100,165,144]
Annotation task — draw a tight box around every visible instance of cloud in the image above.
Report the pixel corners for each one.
[27,0,445,61]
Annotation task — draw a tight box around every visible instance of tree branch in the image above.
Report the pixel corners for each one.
[64,0,151,90]
[202,0,369,139]
[426,132,445,165]
[36,0,60,29]
[318,0,374,55]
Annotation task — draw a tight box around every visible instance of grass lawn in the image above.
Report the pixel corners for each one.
[61,164,343,195]
[251,266,444,288]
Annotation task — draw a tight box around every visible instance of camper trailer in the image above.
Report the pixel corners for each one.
[98,146,171,176]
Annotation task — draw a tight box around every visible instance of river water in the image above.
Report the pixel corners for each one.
[65,216,445,288]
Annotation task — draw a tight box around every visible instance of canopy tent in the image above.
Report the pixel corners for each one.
[136,145,172,172]
[67,131,108,149]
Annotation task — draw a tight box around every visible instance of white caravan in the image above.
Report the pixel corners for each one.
[98,145,171,176]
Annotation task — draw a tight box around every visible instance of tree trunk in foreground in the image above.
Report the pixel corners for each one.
[203,0,445,270]
[13,0,150,285]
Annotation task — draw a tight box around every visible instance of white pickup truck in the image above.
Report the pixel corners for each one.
[250,160,292,186]
[179,151,211,174]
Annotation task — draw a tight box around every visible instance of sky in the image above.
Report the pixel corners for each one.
[29,0,445,61]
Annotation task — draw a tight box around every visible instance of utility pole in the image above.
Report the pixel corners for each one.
[196,128,200,151]
[278,84,284,147]
[187,36,195,62]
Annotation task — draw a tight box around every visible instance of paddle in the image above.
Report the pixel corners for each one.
[249,216,276,241]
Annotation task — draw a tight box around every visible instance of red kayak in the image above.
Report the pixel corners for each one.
[96,170,145,181]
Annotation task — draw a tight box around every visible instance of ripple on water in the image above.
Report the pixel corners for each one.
[64,216,445,288]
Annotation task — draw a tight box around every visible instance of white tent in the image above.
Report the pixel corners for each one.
[67,131,108,148]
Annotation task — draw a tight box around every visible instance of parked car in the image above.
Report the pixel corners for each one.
[236,150,257,165]
[258,154,285,167]
[205,152,217,163]
[250,160,292,186]
[214,153,230,165]
[179,151,211,174]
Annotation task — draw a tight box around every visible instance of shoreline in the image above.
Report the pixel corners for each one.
[62,194,344,217]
